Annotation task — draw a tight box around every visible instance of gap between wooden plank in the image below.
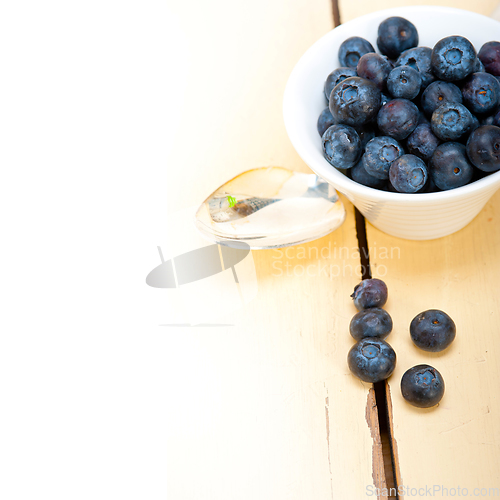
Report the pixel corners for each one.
[355,206,400,498]
[329,1,401,495]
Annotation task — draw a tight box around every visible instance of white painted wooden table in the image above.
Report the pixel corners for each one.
[164,0,500,498]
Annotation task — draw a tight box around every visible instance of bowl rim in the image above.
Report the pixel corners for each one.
[283,5,500,204]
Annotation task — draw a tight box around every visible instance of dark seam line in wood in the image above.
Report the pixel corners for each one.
[374,381,400,498]
[331,0,341,27]
[354,210,399,498]
[354,208,372,280]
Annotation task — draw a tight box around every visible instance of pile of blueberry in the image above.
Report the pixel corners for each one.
[347,278,456,408]
[318,16,500,193]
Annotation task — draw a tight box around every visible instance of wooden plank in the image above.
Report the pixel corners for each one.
[164,0,386,498]
[366,191,500,495]
[338,0,500,494]
[339,0,499,23]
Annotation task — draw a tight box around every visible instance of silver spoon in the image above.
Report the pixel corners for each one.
[195,166,345,249]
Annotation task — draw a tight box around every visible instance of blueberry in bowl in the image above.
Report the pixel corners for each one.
[317,107,335,136]
[322,124,362,169]
[401,364,445,408]
[283,6,500,240]
[478,41,500,76]
[396,46,434,88]
[461,72,500,116]
[329,76,381,127]
[386,65,421,100]
[430,142,474,190]
[356,53,392,91]
[349,159,387,189]
[377,16,418,60]
[324,66,357,102]
[362,136,404,180]
[430,102,473,141]
[406,123,441,161]
[420,80,463,116]
[389,154,428,193]
[466,125,500,172]
[377,98,419,140]
[431,35,476,81]
[338,36,375,68]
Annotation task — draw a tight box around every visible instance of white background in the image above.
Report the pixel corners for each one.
[0,1,191,497]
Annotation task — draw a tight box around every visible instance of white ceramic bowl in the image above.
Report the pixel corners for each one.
[283,6,500,240]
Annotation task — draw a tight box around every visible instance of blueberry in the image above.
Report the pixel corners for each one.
[322,124,362,169]
[377,17,418,60]
[430,142,474,190]
[417,110,430,125]
[351,278,388,310]
[462,72,500,115]
[357,53,392,91]
[481,112,497,126]
[478,41,500,76]
[350,159,387,189]
[349,307,393,341]
[363,136,404,179]
[387,65,421,100]
[431,102,473,141]
[401,365,445,408]
[468,113,480,135]
[329,76,382,127]
[324,67,358,102]
[406,123,441,161]
[396,46,435,88]
[420,174,440,193]
[389,154,428,193]
[338,36,375,68]
[473,58,485,73]
[493,108,500,127]
[377,98,419,140]
[431,36,476,81]
[421,81,463,116]
[410,309,456,352]
[317,107,335,137]
[354,124,377,149]
[466,125,500,172]
[348,338,396,383]
[380,92,392,107]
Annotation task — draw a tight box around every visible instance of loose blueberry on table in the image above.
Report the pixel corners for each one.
[316,15,500,192]
[401,364,445,408]
[410,309,456,352]
[351,278,388,310]
[349,307,393,341]
[348,338,397,383]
